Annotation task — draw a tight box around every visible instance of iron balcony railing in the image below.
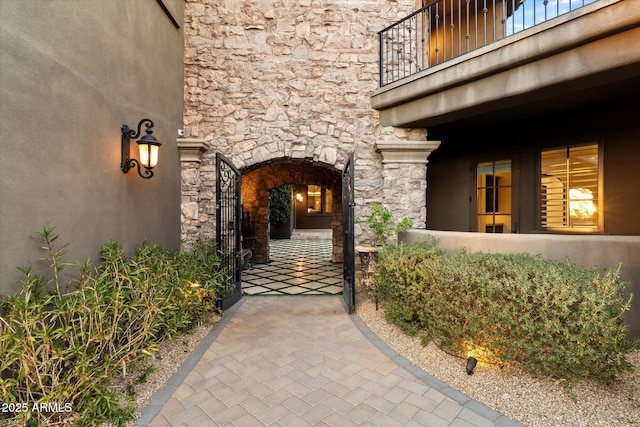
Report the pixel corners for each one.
[378,0,599,86]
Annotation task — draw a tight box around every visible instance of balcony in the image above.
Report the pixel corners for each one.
[371,0,640,129]
[378,0,601,87]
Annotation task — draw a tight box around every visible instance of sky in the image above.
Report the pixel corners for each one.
[507,0,597,34]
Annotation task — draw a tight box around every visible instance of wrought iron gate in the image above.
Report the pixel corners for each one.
[216,153,242,310]
[342,153,356,313]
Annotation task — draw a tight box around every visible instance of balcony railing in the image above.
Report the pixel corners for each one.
[378,0,599,87]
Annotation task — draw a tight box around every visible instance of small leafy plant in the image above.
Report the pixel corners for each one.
[356,202,413,246]
[0,225,225,426]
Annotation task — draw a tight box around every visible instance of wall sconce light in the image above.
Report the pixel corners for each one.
[466,357,478,375]
[295,193,303,204]
[121,118,161,179]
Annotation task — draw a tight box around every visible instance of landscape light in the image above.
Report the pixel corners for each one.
[466,357,478,375]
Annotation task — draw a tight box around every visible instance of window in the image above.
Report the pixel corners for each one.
[477,161,512,233]
[306,185,332,214]
[541,143,599,230]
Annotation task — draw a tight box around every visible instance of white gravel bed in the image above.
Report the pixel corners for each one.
[357,298,640,427]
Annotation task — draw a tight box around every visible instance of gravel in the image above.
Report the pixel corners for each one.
[117,298,639,427]
[357,298,640,427]
[105,314,221,427]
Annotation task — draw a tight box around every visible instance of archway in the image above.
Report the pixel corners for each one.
[241,158,343,265]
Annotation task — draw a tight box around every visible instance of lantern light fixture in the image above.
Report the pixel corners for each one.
[466,357,478,375]
[121,118,161,179]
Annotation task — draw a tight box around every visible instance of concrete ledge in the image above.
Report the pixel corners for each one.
[376,140,441,164]
[177,138,210,163]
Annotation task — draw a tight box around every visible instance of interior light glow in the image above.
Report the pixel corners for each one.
[569,188,596,220]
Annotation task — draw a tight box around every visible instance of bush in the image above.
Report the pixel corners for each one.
[355,203,413,246]
[373,242,638,383]
[269,185,291,225]
[0,226,225,426]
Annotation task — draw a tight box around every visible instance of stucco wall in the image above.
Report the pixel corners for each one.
[401,229,640,338]
[0,0,184,294]
[426,103,640,235]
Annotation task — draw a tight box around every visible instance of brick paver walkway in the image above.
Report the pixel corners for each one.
[136,296,523,427]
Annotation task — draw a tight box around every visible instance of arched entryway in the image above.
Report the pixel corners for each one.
[178,137,433,313]
[240,158,343,265]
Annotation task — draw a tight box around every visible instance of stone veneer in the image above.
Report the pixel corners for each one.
[181,0,440,260]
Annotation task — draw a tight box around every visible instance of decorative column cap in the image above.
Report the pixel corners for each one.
[375,140,441,164]
[177,138,210,163]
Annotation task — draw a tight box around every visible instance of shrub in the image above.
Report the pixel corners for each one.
[0,225,225,426]
[269,185,291,225]
[373,243,638,383]
[356,203,413,246]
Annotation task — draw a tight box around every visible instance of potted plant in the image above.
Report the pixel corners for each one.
[269,185,292,239]
[355,203,413,293]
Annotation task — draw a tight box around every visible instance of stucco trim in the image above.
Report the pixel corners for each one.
[376,140,441,164]
[177,138,210,163]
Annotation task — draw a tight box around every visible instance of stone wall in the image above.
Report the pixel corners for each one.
[182,0,433,250]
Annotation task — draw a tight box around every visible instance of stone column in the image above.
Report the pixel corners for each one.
[375,132,440,229]
[177,138,210,251]
[332,193,343,263]
[252,188,270,264]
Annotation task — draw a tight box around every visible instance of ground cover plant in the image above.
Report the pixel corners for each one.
[373,241,638,384]
[0,226,225,426]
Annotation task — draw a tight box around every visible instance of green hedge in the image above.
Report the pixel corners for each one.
[0,226,226,426]
[374,242,638,383]
[269,185,291,225]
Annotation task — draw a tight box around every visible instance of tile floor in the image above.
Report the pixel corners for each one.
[241,238,343,296]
